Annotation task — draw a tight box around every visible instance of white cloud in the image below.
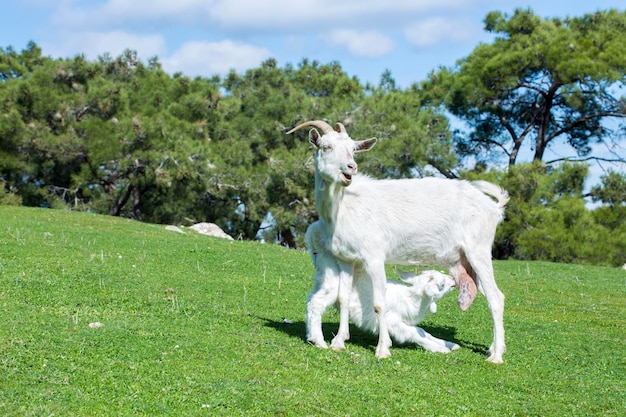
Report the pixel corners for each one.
[41,0,485,77]
[51,0,479,32]
[43,30,166,60]
[51,0,212,30]
[162,40,273,77]
[209,0,475,29]
[325,30,394,58]
[404,17,479,48]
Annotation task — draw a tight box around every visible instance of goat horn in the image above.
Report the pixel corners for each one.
[286,120,334,135]
[334,122,347,134]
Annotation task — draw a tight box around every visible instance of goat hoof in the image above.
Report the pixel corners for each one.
[309,339,328,349]
[375,348,391,359]
[330,340,346,351]
[486,356,504,364]
[486,349,504,363]
[330,335,348,351]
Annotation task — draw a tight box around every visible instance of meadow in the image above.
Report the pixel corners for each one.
[1,206,624,416]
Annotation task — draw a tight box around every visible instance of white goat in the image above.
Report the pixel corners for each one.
[305,220,460,353]
[287,120,509,362]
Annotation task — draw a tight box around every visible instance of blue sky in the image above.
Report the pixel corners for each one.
[1,0,624,185]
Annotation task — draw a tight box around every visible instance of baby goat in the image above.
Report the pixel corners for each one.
[305,220,460,353]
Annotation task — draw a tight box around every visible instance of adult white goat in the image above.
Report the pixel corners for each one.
[287,120,509,362]
[305,220,460,353]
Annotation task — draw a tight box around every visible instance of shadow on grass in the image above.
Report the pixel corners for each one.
[259,316,488,355]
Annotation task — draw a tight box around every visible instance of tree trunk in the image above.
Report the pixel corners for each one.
[110,185,133,217]
[132,186,142,220]
[279,228,297,248]
[534,80,559,162]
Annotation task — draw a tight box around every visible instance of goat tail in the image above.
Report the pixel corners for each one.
[470,180,510,211]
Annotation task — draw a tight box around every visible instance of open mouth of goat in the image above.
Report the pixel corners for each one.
[341,173,352,184]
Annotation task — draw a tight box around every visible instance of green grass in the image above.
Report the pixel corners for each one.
[1,206,624,416]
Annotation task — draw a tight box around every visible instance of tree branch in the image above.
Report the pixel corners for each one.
[547,111,626,142]
[544,155,626,165]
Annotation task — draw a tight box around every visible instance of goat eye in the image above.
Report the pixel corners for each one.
[322,145,333,152]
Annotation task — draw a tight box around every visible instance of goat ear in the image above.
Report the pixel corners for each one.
[334,122,347,133]
[308,128,322,148]
[425,282,439,298]
[355,138,376,152]
[424,275,439,297]
[396,269,416,283]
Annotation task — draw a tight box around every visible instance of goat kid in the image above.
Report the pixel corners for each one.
[305,220,460,353]
[287,120,509,362]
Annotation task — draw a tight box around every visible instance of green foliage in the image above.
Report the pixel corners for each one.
[589,170,626,205]
[1,206,625,416]
[214,58,361,243]
[210,59,455,244]
[431,8,626,265]
[516,197,617,264]
[0,41,44,81]
[351,84,457,179]
[0,183,21,206]
[421,8,626,166]
[0,48,456,245]
[466,162,626,266]
[0,47,224,223]
[0,30,624,264]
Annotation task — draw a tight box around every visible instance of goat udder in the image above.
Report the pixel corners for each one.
[457,268,477,311]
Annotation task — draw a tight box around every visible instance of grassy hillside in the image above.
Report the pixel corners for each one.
[1,206,624,416]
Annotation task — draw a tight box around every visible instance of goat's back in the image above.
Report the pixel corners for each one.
[332,176,507,265]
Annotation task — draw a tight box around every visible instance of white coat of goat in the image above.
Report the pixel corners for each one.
[287,120,509,362]
[305,220,460,353]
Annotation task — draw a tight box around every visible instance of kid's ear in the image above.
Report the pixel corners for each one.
[396,269,416,283]
[425,282,440,298]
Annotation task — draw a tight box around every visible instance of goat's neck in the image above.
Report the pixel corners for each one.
[314,175,344,227]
